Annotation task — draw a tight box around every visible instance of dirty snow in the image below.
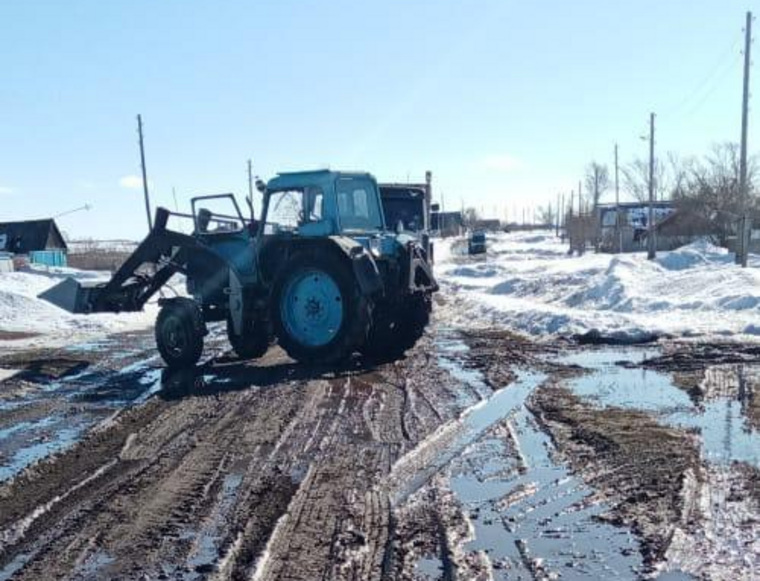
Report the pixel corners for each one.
[0,265,162,349]
[436,231,760,342]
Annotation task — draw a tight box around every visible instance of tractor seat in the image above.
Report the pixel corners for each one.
[196,208,213,234]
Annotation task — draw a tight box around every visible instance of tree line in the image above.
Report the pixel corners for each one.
[576,142,759,244]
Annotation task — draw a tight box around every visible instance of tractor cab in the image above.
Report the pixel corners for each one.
[260,170,386,239]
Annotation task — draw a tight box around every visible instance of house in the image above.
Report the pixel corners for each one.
[0,219,68,266]
[596,202,716,253]
[431,211,464,237]
[471,219,502,232]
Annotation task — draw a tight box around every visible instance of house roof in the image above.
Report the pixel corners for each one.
[0,219,68,253]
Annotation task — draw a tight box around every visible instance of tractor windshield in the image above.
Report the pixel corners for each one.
[335,177,384,232]
[264,189,304,233]
[263,187,324,234]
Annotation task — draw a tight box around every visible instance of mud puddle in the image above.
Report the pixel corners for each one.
[560,348,760,467]
[552,347,760,578]
[0,334,165,483]
[401,339,661,580]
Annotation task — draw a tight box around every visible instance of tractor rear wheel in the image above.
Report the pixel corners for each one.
[362,294,431,360]
[272,250,370,364]
[227,318,270,360]
[155,299,205,369]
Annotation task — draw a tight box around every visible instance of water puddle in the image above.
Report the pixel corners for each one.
[450,407,644,579]
[415,556,444,579]
[562,348,760,467]
[0,339,164,484]
[182,471,244,578]
[0,422,86,481]
[0,369,20,383]
[407,338,666,579]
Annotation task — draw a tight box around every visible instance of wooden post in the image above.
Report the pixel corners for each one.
[137,115,152,231]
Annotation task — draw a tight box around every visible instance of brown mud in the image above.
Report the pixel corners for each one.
[1,325,759,579]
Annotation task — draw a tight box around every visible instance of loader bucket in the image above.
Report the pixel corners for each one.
[39,277,103,314]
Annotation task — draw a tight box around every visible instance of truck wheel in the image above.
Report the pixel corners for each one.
[155,299,204,369]
[227,318,270,360]
[272,250,370,364]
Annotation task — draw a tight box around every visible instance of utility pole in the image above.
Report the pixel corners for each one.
[137,114,152,231]
[615,143,623,253]
[560,192,565,238]
[578,180,584,254]
[247,159,255,220]
[738,10,753,267]
[647,112,656,260]
[556,193,561,236]
[569,190,575,253]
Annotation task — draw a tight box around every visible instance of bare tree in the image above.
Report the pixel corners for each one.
[537,205,555,226]
[463,207,480,227]
[670,142,760,245]
[585,162,610,211]
[621,157,670,202]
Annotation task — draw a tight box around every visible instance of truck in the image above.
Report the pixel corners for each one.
[378,182,433,262]
[40,170,438,368]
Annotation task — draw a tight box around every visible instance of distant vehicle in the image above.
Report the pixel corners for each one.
[468,231,487,255]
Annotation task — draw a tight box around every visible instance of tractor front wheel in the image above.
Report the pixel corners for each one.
[155,299,205,369]
[272,250,370,364]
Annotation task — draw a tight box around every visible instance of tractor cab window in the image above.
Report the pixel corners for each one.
[336,178,383,231]
[305,186,323,221]
[265,190,302,233]
[263,187,325,234]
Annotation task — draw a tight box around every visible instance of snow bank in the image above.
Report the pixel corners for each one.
[436,232,760,342]
[0,265,162,349]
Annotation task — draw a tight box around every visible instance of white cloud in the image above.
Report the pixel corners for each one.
[0,186,13,195]
[480,154,524,172]
[119,175,150,190]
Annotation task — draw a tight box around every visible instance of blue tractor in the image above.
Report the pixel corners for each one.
[40,170,438,368]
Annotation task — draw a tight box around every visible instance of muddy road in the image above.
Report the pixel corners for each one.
[1,319,759,580]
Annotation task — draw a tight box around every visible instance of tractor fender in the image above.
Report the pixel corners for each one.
[327,236,384,297]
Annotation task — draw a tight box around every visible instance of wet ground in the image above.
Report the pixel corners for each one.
[0,317,759,579]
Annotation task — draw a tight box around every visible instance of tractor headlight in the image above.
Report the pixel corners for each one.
[369,237,381,257]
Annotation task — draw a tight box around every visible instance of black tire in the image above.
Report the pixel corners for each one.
[272,249,371,364]
[362,294,431,359]
[227,318,270,360]
[155,299,204,369]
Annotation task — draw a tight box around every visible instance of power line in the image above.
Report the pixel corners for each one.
[661,32,744,120]
[677,50,744,122]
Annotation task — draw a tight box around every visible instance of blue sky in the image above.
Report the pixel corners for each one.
[0,0,756,239]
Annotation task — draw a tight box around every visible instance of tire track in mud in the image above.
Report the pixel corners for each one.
[0,328,476,581]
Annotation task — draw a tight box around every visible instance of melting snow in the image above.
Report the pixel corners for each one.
[0,265,161,349]
[436,232,760,342]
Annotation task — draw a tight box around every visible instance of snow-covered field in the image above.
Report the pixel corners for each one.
[0,265,159,349]
[436,231,760,342]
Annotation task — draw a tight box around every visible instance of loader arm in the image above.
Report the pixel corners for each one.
[40,208,202,314]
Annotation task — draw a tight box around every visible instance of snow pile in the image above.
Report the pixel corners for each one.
[436,232,760,342]
[0,265,160,348]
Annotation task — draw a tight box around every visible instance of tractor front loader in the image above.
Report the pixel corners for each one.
[41,171,437,369]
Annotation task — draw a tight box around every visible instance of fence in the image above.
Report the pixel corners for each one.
[565,213,597,254]
[29,250,68,267]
